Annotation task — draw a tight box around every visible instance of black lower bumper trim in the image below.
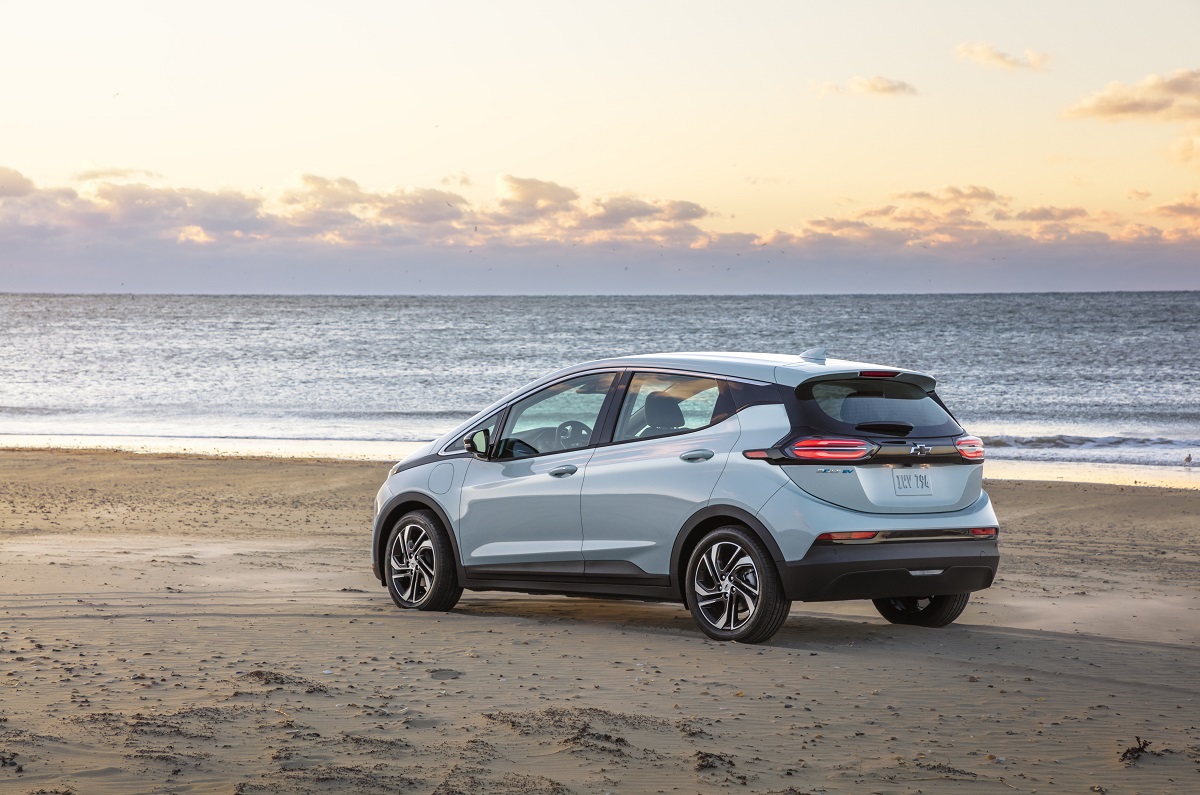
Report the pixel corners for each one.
[780,539,999,602]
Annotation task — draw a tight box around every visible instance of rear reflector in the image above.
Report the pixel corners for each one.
[858,370,899,378]
[969,527,998,539]
[743,449,770,459]
[956,435,986,460]
[816,531,879,541]
[789,438,876,461]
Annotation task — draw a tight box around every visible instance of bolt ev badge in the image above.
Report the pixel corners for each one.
[909,444,933,456]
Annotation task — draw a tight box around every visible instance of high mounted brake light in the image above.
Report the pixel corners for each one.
[955,435,985,460]
[788,438,877,461]
[858,370,899,378]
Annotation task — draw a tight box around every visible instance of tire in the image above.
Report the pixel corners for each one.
[384,510,462,612]
[872,593,970,627]
[685,525,790,643]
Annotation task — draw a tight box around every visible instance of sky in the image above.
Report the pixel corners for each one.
[2,1,1199,293]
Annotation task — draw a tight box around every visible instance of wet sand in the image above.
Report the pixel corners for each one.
[1,450,1198,794]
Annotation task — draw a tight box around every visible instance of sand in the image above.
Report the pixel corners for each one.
[1,449,1197,794]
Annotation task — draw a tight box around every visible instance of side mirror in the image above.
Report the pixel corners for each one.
[463,428,490,460]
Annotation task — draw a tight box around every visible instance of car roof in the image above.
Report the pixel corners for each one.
[434,351,937,452]
[581,351,936,390]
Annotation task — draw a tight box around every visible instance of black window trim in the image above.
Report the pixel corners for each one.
[440,366,781,460]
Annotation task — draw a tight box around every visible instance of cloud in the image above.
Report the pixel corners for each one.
[73,168,163,181]
[377,188,467,225]
[1065,69,1200,121]
[1014,206,1089,221]
[894,185,1004,205]
[486,175,579,225]
[1127,188,1152,201]
[2,168,1199,294]
[440,171,472,188]
[955,42,1050,71]
[0,167,35,197]
[815,77,917,96]
[1169,127,1200,166]
[847,76,917,96]
[1154,192,1200,217]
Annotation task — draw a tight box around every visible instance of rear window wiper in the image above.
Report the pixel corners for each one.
[854,421,914,436]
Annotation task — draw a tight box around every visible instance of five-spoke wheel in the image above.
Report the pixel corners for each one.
[685,526,789,643]
[384,510,462,611]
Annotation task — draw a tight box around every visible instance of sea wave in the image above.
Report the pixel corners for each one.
[982,434,1198,450]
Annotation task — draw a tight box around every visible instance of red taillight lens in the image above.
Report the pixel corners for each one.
[969,527,998,539]
[816,531,879,542]
[956,435,985,460]
[743,449,770,459]
[789,438,876,461]
[858,370,899,378]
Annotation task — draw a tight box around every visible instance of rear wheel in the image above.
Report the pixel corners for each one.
[872,593,969,627]
[685,526,790,643]
[384,510,462,612]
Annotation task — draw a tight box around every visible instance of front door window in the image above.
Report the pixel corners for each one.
[495,372,616,459]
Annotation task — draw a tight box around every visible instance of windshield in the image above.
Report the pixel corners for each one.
[795,378,962,437]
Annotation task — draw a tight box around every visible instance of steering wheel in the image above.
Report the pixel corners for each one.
[555,420,592,450]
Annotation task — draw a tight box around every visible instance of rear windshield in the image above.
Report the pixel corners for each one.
[795,378,962,437]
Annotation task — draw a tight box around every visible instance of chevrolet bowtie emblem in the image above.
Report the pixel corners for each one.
[909,444,933,456]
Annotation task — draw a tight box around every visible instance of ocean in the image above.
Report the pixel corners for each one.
[1,292,1196,467]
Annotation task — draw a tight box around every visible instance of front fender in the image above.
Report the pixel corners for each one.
[371,490,465,585]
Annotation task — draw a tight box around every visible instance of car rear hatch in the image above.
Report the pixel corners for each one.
[771,369,984,514]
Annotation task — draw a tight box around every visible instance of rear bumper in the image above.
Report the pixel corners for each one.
[779,539,998,602]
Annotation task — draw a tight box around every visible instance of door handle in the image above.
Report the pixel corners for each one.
[548,464,578,477]
[680,449,715,462]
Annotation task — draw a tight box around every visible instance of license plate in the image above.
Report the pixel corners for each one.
[893,468,933,496]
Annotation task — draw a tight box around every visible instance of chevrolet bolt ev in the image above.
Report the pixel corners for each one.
[371,351,999,643]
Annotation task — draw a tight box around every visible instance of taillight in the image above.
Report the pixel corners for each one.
[956,435,985,460]
[969,527,998,539]
[788,438,877,461]
[816,531,879,542]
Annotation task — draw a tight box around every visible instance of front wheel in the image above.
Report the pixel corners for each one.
[685,526,790,643]
[872,593,969,627]
[384,510,462,612]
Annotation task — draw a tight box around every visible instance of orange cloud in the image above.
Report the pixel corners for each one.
[817,76,917,96]
[1154,192,1200,217]
[3,168,1200,274]
[1014,206,1089,221]
[955,42,1050,71]
[1065,69,1200,122]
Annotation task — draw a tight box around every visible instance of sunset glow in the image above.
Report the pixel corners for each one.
[2,1,1198,292]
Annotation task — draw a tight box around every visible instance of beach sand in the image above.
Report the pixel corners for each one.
[1,450,1197,794]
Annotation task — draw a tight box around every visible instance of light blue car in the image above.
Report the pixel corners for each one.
[371,351,999,643]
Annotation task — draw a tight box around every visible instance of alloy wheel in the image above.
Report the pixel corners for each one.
[388,522,437,606]
[692,540,760,631]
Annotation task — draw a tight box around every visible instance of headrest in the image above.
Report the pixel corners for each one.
[644,391,685,429]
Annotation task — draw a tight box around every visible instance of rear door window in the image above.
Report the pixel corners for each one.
[797,378,961,437]
[614,372,732,442]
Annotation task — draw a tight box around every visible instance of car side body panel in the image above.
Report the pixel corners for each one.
[580,414,741,577]
[458,448,597,571]
[707,404,794,516]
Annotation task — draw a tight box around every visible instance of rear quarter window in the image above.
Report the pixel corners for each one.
[796,378,962,437]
